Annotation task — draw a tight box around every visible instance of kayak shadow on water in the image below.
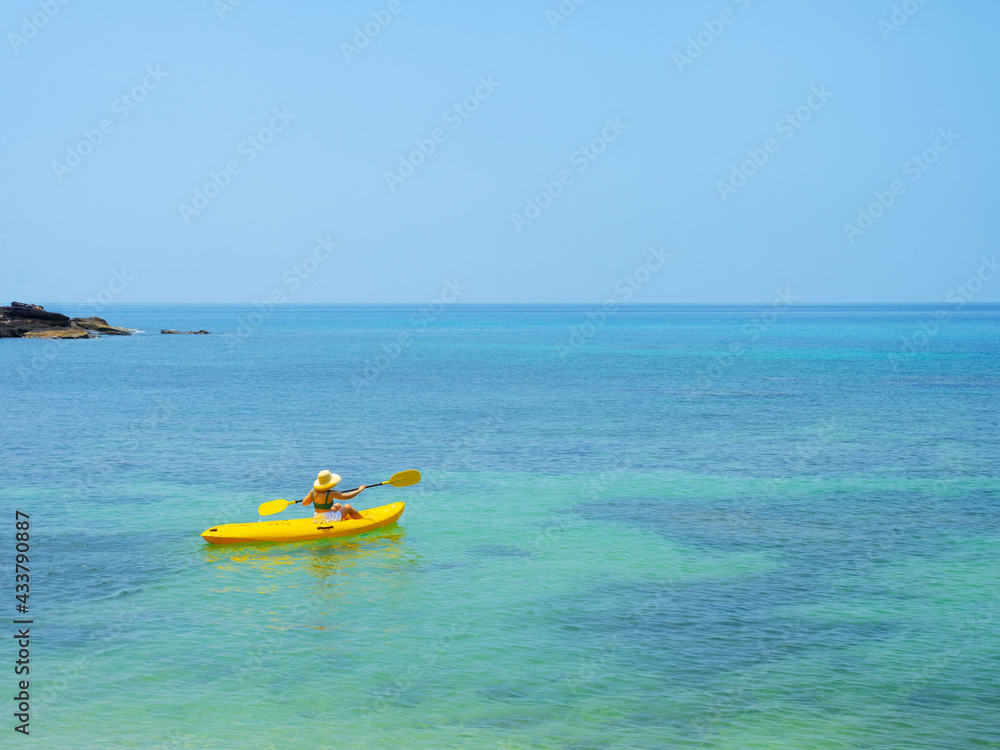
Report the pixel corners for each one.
[199,524,412,581]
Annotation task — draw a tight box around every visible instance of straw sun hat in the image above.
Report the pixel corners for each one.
[313,470,342,491]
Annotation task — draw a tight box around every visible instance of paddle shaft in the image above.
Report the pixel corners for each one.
[291,482,386,505]
[257,471,418,516]
[341,481,386,493]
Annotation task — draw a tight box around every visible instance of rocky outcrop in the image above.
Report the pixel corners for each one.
[0,302,130,339]
[5,302,69,324]
[0,302,90,338]
[23,327,93,339]
[1,302,212,339]
[73,316,132,335]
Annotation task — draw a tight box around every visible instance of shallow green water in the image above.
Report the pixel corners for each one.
[1,305,998,748]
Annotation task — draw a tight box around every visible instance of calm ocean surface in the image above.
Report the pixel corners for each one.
[1,304,998,749]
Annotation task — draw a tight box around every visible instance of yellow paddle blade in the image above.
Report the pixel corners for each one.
[257,498,292,516]
[387,470,421,488]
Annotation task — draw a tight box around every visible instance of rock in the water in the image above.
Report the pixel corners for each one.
[7,301,70,324]
[72,316,132,335]
[23,326,94,339]
[0,302,127,338]
[161,329,210,334]
[1,302,76,338]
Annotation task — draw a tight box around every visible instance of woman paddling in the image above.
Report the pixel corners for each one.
[302,470,366,524]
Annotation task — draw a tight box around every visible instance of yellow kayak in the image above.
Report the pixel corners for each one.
[201,502,405,545]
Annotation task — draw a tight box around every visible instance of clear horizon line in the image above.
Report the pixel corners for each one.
[20,301,1000,308]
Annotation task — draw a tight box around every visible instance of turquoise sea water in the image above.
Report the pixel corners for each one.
[1,304,998,749]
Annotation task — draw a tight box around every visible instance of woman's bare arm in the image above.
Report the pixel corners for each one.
[301,489,314,506]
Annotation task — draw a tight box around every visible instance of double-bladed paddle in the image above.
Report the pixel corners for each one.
[256,469,421,516]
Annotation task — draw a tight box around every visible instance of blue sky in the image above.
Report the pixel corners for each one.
[1,0,998,304]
